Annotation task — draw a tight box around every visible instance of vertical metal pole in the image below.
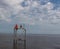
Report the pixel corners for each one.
[13,29,17,49]
[24,29,26,49]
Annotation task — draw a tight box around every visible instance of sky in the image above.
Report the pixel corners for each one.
[0,0,60,34]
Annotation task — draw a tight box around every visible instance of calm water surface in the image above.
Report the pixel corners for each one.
[0,33,60,49]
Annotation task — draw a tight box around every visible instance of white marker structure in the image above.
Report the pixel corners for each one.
[13,24,26,49]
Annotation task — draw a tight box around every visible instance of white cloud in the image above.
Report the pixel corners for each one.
[0,0,60,25]
[0,8,11,22]
[43,2,54,10]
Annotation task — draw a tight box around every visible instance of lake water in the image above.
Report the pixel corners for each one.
[0,33,60,49]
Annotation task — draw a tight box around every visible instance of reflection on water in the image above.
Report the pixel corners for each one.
[0,33,60,49]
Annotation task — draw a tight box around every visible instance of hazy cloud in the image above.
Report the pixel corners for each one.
[0,0,60,25]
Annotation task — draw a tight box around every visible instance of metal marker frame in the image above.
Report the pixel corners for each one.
[13,24,26,49]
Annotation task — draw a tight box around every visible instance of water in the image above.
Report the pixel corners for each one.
[0,33,60,49]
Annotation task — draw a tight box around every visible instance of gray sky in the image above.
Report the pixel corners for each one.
[0,0,60,34]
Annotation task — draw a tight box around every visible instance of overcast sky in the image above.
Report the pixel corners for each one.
[0,0,60,34]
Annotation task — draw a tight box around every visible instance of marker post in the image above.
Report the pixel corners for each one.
[13,24,26,49]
